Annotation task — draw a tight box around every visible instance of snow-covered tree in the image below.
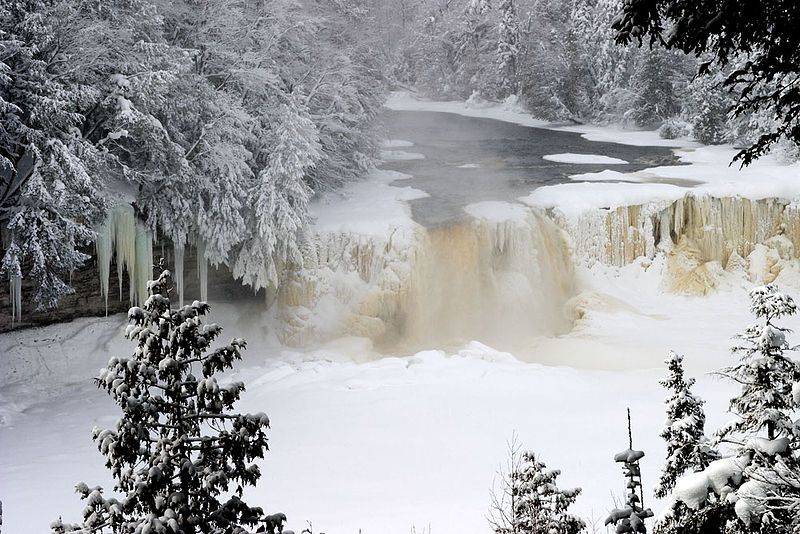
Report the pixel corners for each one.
[52,267,273,533]
[490,436,585,534]
[0,0,109,309]
[686,73,733,146]
[606,411,654,534]
[625,47,683,128]
[717,284,799,442]
[654,351,719,498]
[659,286,800,533]
[234,98,322,291]
[496,0,520,99]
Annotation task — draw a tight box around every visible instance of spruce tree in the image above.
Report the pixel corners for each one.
[606,410,653,534]
[659,286,800,533]
[626,48,681,128]
[654,351,718,498]
[496,0,520,99]
[490,439,585,534]
[717,284,799,442]
[51,267,273,533]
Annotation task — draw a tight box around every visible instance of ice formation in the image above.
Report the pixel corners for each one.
[95,215,113,314]
[134,222,153,305]
[94,205,154,307]
[9,274,21,324]
[196,239,208,303]
[113,205,137,302]
[174,243,185,307]
[531,193,800,295]
[276,206,574,349]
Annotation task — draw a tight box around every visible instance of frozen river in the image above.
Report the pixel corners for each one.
[380,110,681,226]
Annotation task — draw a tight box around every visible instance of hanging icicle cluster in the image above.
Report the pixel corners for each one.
[95,205,154,312]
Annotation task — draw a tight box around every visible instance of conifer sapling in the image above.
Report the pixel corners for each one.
[52,266,273,533]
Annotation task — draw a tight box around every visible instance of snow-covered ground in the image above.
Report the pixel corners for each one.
[4,93,800,534]
[3,256,794,534]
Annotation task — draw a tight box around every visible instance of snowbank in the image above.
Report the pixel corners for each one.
[543,153,628,165]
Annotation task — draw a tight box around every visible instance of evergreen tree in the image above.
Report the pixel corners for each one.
[51,267,273,533]
[612,0,800,164]
[626,48,681,128]
[654,351,718,498]
[496,0,520,99]
[687,72,733,145]
[717,284,799,442]
[234,98,322,291]
[606,410,654,534]
[659,285,800,533]
[0,0,108,309]
[490,437,585,534]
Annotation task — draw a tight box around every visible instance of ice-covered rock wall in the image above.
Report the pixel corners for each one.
[276,207,574,349]
[543,193,800,294]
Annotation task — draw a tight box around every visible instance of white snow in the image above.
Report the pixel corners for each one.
[458,163,481,169]
[569,169,630,182]
[382,139,415,148]
[6,97,800,534]
[747,437,790,456]
[310,168,427,237]
[521,182,686,217]
[380,149,425,161]
[543,153,628,165]
[386,91,551,129]
[6,244,796,533]
[464,200,530,223]
[673,471,710,509]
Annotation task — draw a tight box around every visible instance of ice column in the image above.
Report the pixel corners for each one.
[95,216,113,314]
[134,221,153,305]
[174,242,185,307]
[10,274,21,325]
[196,240,208,302]
[113,205,137,302]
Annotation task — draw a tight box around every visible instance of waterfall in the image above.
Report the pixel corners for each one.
[275,205,575,350]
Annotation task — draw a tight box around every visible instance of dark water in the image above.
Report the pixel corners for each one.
[380,110,683,227]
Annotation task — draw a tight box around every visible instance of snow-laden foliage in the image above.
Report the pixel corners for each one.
[495,0,520,99]
[718,284,799,441]
[490,437,585,534]
[51,268,274,533]
[612,0,800,164]
[606,443,654,533]
[654,351,718,498]
[383,0,792,149]
[658,285,800,534]
[1,0,384,311]
[0,0,109,309]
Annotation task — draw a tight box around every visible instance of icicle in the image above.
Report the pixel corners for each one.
[197,240,208,303]
[95,215,113,315]
[113,205,137,303]
[174,241,185,307]
[134,221,153,305]
[10,274,21,325]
